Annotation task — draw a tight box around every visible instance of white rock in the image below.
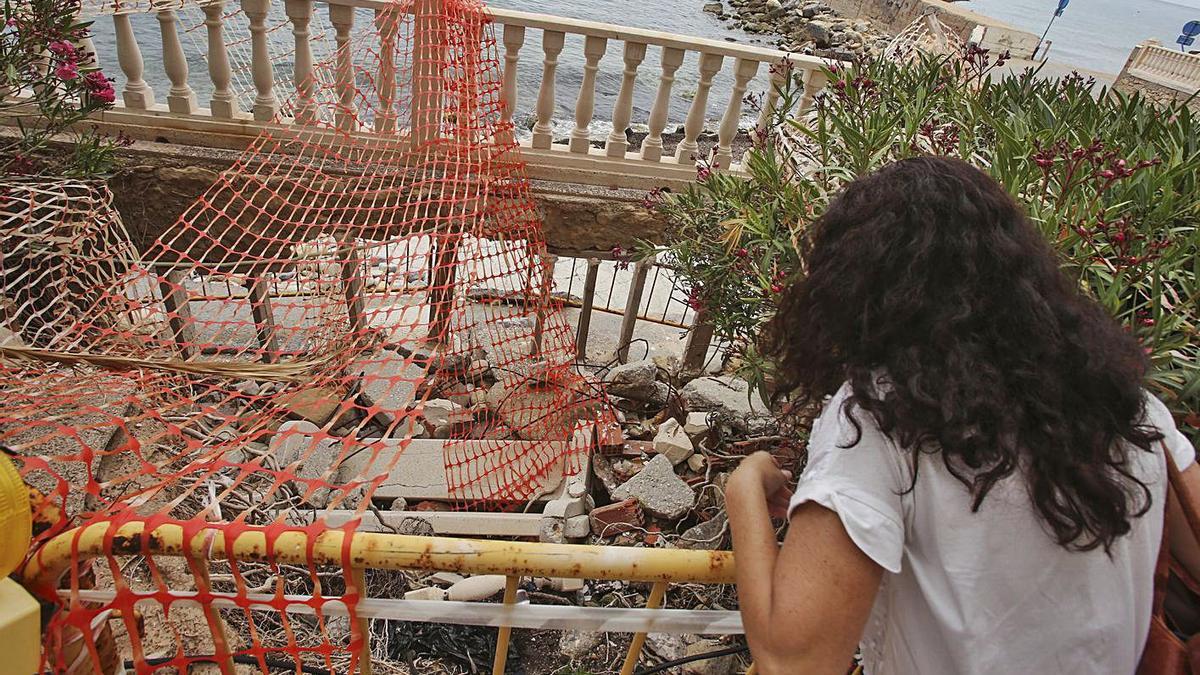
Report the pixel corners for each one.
[687,453,707,473]
[404,586,446,601]
[684,411,710,436]
[447,574,508,601]
[654,418,695,465]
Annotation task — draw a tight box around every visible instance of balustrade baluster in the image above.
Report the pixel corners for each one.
[756,62,786,134]
[606,41,647,157]
[411,0,445,145]
[202,3,235,118]
[374,7,400,133]
[500,24,526,144]
[800,67,828,112]
[532,30,566,149]
[714,58,759,169]
[675,52,723,163]
[113,14,154,109]
[241,0,278,122]
[330,5,356,131]
[73,16,99,70]
[286,0,316,125]
[568,36,608,153]
[640,47,684,162]
[157,8,196,114]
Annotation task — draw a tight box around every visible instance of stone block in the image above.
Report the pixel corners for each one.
[653,418,695,465]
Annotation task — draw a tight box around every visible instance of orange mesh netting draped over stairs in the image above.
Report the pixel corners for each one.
[1,0,613,670]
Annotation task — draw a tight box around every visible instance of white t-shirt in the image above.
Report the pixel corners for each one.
[788,382,1197,675]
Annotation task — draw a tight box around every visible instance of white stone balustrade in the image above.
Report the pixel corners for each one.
[62,1,832,190]
[1124,40,1200,94]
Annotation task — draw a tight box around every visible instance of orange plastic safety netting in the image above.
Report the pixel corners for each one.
[2,0,611,670]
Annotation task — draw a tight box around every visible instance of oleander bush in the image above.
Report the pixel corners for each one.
[651,48,1199,437]
[1,0,123,177]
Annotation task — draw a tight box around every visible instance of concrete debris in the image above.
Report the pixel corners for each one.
[653,418,695,465]
[687,453,707,473]
[678,513,728,550]
[646,633,687,662]
[611,454,696,520]
[604,359,663,402]
[486,376,604,441]
[564,513,591,539]
[395,516,435,536]
[234,380,261,398]
[683,639,740,675]
[419,398,462,435]
[354,350,425,421]
[277,385,347,426]
[560,631,603,660]
[590,498,645,537]
[591,454,624,498]
[681,376,777,435]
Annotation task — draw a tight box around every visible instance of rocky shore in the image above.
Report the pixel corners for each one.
[703,0,894,58]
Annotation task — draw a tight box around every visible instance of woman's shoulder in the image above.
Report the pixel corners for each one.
[1141,390,1196,469]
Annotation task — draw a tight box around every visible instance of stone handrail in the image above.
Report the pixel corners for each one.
[77,0,832,189]
[1124,40,1200,94]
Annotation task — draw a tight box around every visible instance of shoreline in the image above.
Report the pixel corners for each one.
[700,0,1118,83]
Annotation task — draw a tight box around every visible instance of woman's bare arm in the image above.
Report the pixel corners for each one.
[1168,463,1200,580]
[728,453,883,675]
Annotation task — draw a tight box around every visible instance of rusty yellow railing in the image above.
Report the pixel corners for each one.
[25,521,744,674]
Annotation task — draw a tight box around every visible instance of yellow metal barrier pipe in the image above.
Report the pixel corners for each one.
[25,521,736,598]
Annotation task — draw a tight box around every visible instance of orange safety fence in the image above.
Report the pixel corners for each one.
[0,0,614,670]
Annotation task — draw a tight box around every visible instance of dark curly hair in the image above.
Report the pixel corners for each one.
[763,156,1162,553]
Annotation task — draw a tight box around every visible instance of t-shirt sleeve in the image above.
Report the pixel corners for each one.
[1144,392,1196,470]
[788,383,907,574]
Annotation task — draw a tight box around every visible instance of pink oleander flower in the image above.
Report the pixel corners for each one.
[84,71,115,104]
[48,40,76,59]
[55,61,78,81]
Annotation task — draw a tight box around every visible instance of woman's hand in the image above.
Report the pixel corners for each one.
[729,451,794,519]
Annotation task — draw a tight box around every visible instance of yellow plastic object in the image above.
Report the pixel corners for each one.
[0,452,31,578]
[0,578,40,675]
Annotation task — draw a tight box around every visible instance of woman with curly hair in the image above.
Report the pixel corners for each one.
[727,156,1197,674]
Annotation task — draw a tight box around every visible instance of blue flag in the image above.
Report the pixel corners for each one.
[1056,0,1069,16]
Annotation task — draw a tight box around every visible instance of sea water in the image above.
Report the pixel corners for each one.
[968,0,1200,75]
